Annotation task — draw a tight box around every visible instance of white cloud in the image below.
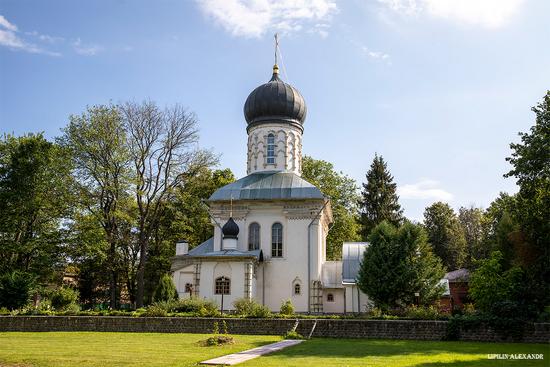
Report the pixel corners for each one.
[377,0,524,29]
[73,38,103,56]
[0,15,18,32]
[25,31,65,44]
[0,15,60,56]
[196,0,338,38]
[358,44,391,64]
[397,179,454,201]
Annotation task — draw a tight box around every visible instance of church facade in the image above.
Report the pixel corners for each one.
[171,63,369,313]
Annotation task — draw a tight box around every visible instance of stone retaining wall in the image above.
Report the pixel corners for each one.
[0,316,548,343]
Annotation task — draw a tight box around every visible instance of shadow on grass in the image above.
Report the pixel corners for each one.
[262,338,548,362]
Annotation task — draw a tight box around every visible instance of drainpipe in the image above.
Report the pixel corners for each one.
[343,286,347,315]
[307,199,330,313]
[262,264,265,306]
[357,285,360,313]
[201,200,224,250]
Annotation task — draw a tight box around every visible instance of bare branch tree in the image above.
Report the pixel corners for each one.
[121,100,217,307]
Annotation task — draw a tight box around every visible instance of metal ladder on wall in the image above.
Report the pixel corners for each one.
[193,262,201,296]
[310,281,323,313]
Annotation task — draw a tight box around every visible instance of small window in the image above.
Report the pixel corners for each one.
[271,223,283,258]
[327,293,334,302]
[294,283,301,295]
[267,134,275,164]
[248,222,260,251]
[214,277,230,295]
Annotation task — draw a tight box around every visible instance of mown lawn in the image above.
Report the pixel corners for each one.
[0,332,547,367]
[0,332,279,367]
[243,338,549,367]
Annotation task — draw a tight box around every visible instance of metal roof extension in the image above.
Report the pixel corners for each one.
[322,261,343,288]
[208,171,324,201]
[342,242,369,284]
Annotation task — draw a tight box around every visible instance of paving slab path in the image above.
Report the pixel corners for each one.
[200,339,304,365]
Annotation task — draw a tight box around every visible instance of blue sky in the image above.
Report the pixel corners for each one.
[1,0,549,221]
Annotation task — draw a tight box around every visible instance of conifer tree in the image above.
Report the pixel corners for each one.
[359,154,403,239]
[357,221,445,310]
[153,273,178,302]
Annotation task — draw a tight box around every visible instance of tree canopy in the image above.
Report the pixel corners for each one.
[357,221,445,310]
[301,156,360,259]
[0,134,73,282]
[504,90,550,309]
[423,202,467,271]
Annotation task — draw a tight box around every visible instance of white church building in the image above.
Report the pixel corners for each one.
[171,62,369,313]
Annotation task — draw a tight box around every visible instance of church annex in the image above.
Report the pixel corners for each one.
[171,59,368,313]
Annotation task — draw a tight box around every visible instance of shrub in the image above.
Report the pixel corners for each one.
[153,274,178,303]
[367,307,383,318]
[50,286,79,311]
[249,304,271,318]
[283,330,304,340]
[171,297,219,316]
[204,335,234,346]
[56,303,81,315]
[140,304,168,317]
[280,299,294,316]
[463,303,476,315]
[233,298,271,318]
[0,271,36,310]
[19,298,54,315]
[142,297,219,317]
[233,298,256,316]
[404,305,444,320]
[203,321,234,346]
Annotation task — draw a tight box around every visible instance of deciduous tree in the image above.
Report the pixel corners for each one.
[120,101,217,307]
[61,105,131,308]
[504,91,550,309]
[302,156,360,259]
[458,206,488,266]
[423,202,467,270]
[0,134,73,282]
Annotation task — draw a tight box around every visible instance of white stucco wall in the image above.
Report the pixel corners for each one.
[247,123,303,175]
[173,265,194,299]
[207,200,330,312]
[199,261,246,311]
[323,288,345,313]
[344,285,370,313]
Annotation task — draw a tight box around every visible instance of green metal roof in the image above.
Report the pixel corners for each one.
[208,171,324,201]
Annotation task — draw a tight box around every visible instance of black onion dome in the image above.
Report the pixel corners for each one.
[244,65,307,132]
[222,217,239,239]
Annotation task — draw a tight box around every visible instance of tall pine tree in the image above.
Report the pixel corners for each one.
[359,154,403,239]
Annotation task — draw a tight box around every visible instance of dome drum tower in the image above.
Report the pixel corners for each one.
[244,65,307,175]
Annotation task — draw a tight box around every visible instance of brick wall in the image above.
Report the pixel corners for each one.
[0,316,547,343]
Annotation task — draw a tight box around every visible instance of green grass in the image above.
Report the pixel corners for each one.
[243,338,549,367]
[0,332,280,367]
[0,332,547,367]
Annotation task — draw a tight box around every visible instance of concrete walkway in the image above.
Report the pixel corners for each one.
[201,339,304,365]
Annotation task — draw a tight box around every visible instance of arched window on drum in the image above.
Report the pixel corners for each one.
[266,133,275,164]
